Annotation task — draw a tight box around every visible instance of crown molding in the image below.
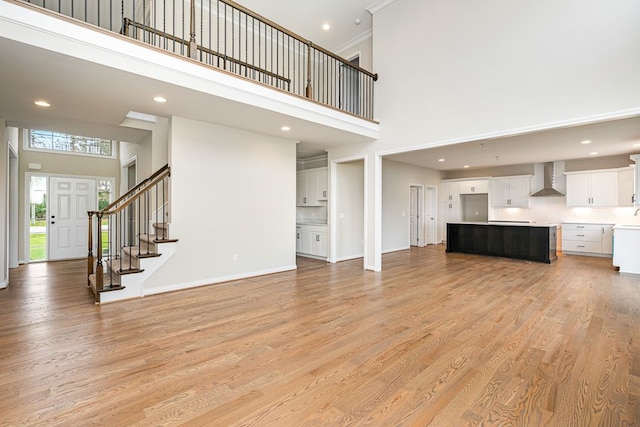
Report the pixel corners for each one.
[333,29,372,57]
[366,0,398,14]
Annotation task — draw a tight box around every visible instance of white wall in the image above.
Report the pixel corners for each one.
[382,159,441,252]
[0,119,8,287]
[144,116,297,293]
[373,0,640,148]
[330,0,640,269]
[335,160,364,261]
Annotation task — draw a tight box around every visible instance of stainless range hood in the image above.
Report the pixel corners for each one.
[531,162,565,197]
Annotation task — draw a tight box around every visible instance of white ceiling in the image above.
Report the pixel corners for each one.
[2,1,639,169]
[238,0,375,52]
[386,116,640,171]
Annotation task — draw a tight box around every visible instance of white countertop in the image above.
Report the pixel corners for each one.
[448,221,558,228]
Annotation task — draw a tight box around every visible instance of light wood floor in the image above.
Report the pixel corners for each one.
[2,246,640,426]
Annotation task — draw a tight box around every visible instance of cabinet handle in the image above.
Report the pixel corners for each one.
[471,187,475,192]
[576,234,585,237]
[303,197,307,204]
[323,191,327,198]
[633,194,636,203]
[297,233,300,239]
[577,226,584,228]
[316,235,320,242]
[577,245,585,248]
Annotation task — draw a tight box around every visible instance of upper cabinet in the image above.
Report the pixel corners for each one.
[458,179,488,194]
[490,176,531,208]
[565,170,618,207]
[618,168,635,207]
[440,181,460,202]
[297,167,328,207]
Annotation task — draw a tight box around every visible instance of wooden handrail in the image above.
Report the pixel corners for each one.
[216,0,378,80]
[101,166,170,216]
[103,164,169,212]
[123,19,292,85]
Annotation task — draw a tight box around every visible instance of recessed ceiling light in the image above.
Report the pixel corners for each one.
[463,165,470,168]
[153,96,167,103]
[281,126,291,131]
[34,100,50,107]
[589,151,598,156]
[438,158,445,162]
[322,23,330,31]
[580,140,592,145]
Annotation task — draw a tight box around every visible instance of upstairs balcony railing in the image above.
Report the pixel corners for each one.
[20,0,378,120]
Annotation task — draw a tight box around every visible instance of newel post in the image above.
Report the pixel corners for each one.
[95,212,104,296]
[188,0,198,59]
[87,211,94,286]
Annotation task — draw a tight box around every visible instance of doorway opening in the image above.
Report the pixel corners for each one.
[28,176,47,261]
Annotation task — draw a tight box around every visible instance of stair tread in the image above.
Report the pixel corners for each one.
[122,246,161,258]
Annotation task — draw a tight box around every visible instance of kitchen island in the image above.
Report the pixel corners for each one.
[446,222,558,263]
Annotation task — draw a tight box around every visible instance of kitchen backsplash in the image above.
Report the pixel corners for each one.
[491,196,640,225]
[297,206,327,224]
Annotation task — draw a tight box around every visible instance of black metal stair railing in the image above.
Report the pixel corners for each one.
[87,164,172,300]
[19,0,378,120]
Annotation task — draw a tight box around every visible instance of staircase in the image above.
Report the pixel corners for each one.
[87,165,178,304]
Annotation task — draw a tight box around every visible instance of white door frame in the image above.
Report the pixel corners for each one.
[329,154,367,268]
[409,184,425,247]
[24,172,115,263]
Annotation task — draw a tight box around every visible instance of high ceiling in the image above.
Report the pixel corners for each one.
[238,0,375,53]
[2,0,639,169]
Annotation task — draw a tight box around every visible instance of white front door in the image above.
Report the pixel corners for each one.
[49,177,97,260]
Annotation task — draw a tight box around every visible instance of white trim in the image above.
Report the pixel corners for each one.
[333,30,372,57]
[409,184,425,247]
[143,265,298,296]
[335,254,364,262]
[425,185,438,245]
[382,246,410,254]
[23,129,116,159]
[0,279,7,289]
[366,0,398,14]
[24,172,115,263]
[372,153,382,271]
[376,107,640,158]
[329,154,367,267]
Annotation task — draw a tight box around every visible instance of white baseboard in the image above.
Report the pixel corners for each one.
[143,264,298,296]
[334,254,364,262]
[382,246,410,254]
[0,279,7,289]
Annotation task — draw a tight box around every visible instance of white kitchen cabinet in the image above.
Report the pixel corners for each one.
[565,171,618,207]
[490,176,531,208]
[317,168,328,201]
[618,168,635,207]
[296,224,328,259]
[562,223,614,257]
[296,167,328,207]
[458,179,488,194]
[632,155,640,207]
[440,181,460,202]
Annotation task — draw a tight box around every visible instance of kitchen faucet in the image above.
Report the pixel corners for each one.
[635,208,640,216]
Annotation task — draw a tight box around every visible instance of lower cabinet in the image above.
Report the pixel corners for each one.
[296,224,328,259]
[562,223,613,257]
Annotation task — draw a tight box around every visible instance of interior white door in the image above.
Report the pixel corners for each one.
[49,177,96,260]
[425,187,437,245]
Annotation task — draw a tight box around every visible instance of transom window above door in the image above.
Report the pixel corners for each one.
[25,129,115,158]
